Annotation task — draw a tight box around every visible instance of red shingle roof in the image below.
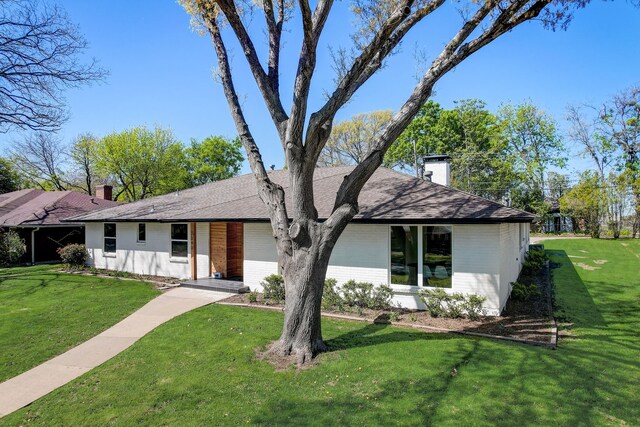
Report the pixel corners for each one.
[0,190,120,227]
[68,167,535,224]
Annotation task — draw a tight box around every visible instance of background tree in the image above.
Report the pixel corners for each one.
[499,102,565,218]
[597,86,640,237]
[0,0,106,133]
[68,133,103,195]
[181,0,588,364]
[318,111,393,166]
[547,171,569,200]
[386,99,517,201]
[560,171,605,238]
[385,101,443,174]
[9,133,69,190]
[96,126,187,201]
[0,158,20,194]
[185,136,244,186]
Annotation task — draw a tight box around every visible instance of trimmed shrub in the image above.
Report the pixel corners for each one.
[419,289,487,319]
[248,291,258,303]
[341,280,395,310]
[462,294,487,320]
[510,281,540,301]
[523,247,548,273]
[322,278,344,311]
[261,274,285,302]
[57,244,89,267]
[0,230,26,266]
[419,288,449,317]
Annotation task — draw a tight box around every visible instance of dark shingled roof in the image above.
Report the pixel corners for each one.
[0,189,119,227]
[68,167,535,224]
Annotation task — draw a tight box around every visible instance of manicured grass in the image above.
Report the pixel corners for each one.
[4,240,640,425]
[0,265,159,382]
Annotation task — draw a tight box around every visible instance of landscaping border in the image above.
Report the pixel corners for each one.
[218,301,557,348]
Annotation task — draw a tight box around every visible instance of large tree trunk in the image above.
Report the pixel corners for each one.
[268,219,336,364]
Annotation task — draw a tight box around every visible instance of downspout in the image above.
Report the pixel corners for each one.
[31,227,40,265]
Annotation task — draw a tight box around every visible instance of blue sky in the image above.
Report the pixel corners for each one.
[1,0,639,177]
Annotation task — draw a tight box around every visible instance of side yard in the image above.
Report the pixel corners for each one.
[0,265,159,382]
[2,239,639,425]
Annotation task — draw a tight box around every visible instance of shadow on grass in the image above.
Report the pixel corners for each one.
[325,322,454,352]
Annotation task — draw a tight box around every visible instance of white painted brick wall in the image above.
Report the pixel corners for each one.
[85,222,191,279]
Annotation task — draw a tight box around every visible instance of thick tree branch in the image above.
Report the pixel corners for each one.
[210,0,289,138]
[305,0,445,161]
[326,0,549,228]
[207,17,293,259]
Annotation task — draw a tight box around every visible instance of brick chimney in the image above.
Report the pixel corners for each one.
[95,185,113,201]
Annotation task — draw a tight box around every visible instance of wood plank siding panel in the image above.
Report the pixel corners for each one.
[190,222,197,280]
[210,222,227,277]
[226,222,244,278]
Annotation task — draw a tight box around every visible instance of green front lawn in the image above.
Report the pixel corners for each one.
[4,239,640,425]
[0,265,159,382]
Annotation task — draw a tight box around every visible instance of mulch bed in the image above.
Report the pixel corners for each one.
[59,267,181,291]
[221,264,557,348]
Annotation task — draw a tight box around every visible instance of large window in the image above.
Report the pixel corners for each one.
[390,225,452,288]
[170,224,188,258]
[104,223,116,253]
[422,226,452,288]
[390,226,418,286]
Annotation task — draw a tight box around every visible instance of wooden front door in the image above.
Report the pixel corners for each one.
[209,222,243,279]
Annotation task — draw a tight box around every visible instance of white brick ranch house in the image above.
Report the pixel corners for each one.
[70,165,534,315]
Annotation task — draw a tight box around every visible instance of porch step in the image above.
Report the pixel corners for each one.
[180,277,250,294]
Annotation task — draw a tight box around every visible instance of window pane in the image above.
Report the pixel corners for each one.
[423,226,452,288]
[138,224,146,242]
[390,226,418,286]
[104,223,116,238]
[171,224,188,240]
[171,241,188,258]
[104,237,116,253]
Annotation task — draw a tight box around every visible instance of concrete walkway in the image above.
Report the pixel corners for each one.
[0,287,229,418]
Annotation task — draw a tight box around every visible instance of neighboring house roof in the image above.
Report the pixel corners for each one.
[69,167,535,224]
[0,189,120,227]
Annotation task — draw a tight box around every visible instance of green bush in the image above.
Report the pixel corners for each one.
[510,281,541,301]
[419,289,486,319]
[446,293,466,318]
[462,294,487,320]
[341,280,395,310]
[261,274,285,302]
[57,244,89,267]
[523,247,548,273]
[321,278,344,311]
[419,288,449,317]
[248,291,258,303]
[0,229,26,266]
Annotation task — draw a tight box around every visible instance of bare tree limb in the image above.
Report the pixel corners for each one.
[206,16,293,259]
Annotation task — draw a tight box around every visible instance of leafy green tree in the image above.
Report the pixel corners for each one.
[68,133,105,195]
[499,102,566,216]
[387,99,517,201]
[96,126,188,201]
[0,158,20,194]
[560,171,605,238]
[547,172,570,200]
[319,111,393,167]
[384,101,443,174]
[185,136,244,186]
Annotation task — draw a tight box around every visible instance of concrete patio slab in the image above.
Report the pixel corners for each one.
[0,287,229,418]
